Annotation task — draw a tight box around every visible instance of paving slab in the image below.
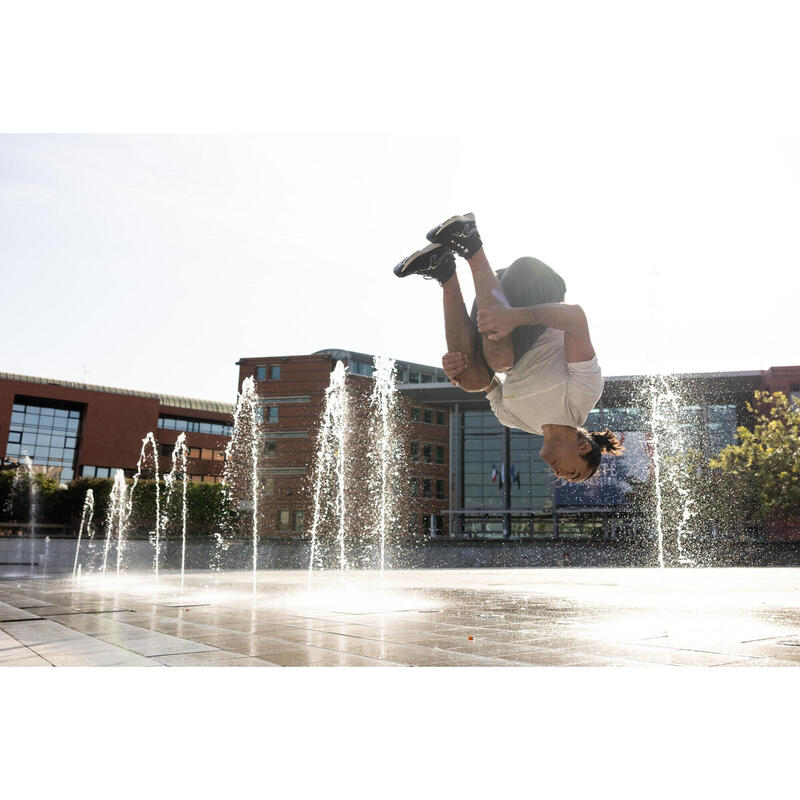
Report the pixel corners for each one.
[0,619,158,666]
[150,650,277,667]
[0,601,42,622]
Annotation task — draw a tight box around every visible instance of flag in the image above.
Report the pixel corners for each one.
[491,465,497,483]
[499,462,505,490]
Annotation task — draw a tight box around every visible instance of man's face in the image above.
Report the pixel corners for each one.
[540,437,593,482]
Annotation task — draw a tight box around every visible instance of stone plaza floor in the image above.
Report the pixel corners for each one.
[2,567,800,666]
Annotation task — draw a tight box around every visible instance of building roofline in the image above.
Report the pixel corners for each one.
[1,371,235,415]
[312,348,442,373]
[604,370,764,382]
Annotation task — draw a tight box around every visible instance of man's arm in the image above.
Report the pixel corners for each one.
[477,303,596,363]
[441,351,495,392]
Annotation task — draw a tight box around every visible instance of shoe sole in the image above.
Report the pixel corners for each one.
[426,212,475,243]
[394,243,451,277]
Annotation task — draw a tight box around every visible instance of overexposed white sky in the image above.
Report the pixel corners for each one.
[2,2,799,403]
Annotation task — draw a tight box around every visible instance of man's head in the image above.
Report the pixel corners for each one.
[540,427,624,482]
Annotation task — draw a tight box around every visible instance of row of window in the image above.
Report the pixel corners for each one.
[409,442,445,465]
[345,362,449,383]
[277,509,304,532]
[158,444,227,461]
[158,416,233,437]
[255,365,282,381]
[82,466,123,479]
[7,431,78,449]
[408,513,445,535]
[409,477,446,500]
[12,403,80,420]
[410,407,447,426]
[10,411,81,433]
[81,464,222,483]
[7,444,77,467]
[404,371,447,384]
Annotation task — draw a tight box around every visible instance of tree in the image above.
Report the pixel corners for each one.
[710,391,800,524]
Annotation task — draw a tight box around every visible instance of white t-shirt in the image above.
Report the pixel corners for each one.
[486,328,604,435]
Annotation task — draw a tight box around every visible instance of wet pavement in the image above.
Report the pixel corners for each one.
[2,567,800,666]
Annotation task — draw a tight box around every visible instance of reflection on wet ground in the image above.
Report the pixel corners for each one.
[2,568,800,666]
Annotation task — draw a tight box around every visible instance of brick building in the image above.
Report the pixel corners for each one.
[235,350,450,537]
[0,372,234,483]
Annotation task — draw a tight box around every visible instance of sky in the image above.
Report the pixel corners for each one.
[2,3,799,405]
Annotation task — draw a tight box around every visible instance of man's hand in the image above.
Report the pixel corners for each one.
[477,305,520,341]
[442,352,470,386]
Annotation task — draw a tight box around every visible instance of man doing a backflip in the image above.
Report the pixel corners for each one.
[394,212,623,483]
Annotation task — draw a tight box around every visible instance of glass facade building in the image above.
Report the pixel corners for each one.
[425,372,757,540]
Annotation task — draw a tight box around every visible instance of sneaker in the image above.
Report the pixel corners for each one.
[426,212,482,259]
[393,243,456,285]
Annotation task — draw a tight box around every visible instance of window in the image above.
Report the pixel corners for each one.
[410,477,418,497]
[85,466,122,480]
[7,399,81,482]
[158,416,233,437]
[436,411,445,425]
[351,361,374,376]
[409,371,420,383]
[410,407,420,422]
[423,409,433,424]
[259,396,310,404]
[267,407,279,423]
[271,365,281,380]
[410,441,419,462]
[294,510,305,532]
[436,445,445,465]
[186,447,226,461]
[423,479,432,498]
[423,443,432,463]
[262,477,275,495]
[421,374,432,384]
[255,366,267,381]
[278,510,291,531]
[436,479,445,500]
[264,442,277,457]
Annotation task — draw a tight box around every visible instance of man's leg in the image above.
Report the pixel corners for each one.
[442,272,492,391]
[466,247,515,374]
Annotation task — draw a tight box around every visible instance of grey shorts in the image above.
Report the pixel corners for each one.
[469,256,567,365]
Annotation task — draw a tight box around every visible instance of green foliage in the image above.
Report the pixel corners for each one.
[0,469,62,522]
[710,391,800,523]
[0,470,235,538]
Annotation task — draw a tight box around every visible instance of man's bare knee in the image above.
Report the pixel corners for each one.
[482,337,514,375]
